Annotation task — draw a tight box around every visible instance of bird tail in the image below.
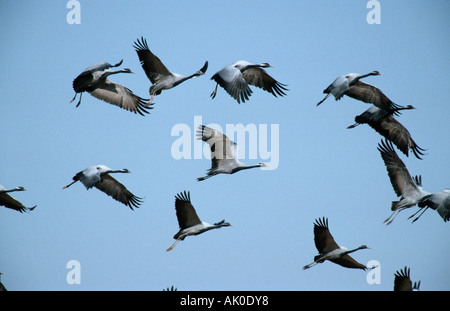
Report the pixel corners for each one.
[391,200,401,211]
[198,61,208,74]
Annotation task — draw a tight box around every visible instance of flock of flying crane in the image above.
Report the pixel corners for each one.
[2,35,449,291]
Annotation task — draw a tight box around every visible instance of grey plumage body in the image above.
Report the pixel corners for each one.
[196,125,267,181]
[347,104,426,159]
[62,165,143,210]
[70,59,152,116]
[377,139,449,224]
[302,217,374,270]
[134,37,208,105]
[0,185,36,213]
[210,60,288,104]
[317,71,406,114]
[166,191,231,251]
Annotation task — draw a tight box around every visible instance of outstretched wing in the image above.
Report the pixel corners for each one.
[242,67,288,97]
[211,65,252,103]
[174,191,202,229]
[0,192,36,213]
[394,267,413,291]
[313,217,339,254]
[196,125,237,162]
[377,139,420,198]
[330,255,368,270]
[346,81,402,113]
[88,79,153,115]
[95,174,143,210]
[133,37,172,84]
[354,107,425,159]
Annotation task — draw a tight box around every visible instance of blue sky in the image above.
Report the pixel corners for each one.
[0,1,449,291]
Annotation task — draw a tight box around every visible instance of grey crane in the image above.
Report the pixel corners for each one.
[347,105,426,159]
[62,165,143,210]
[377,139,449,224]
[196,125,267,181]
[302,217,374,271]
[0,184,36,213]
[70,59,152,116]
[394,266,421,291]
[133,37,208,106]
[378,139,431,224]
[317,71,406,114]
[166,191,231,251]
[210,60,288,104]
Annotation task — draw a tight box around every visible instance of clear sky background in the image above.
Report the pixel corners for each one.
[1,1,449,291]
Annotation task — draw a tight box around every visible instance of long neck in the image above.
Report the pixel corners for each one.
[232,164,261,173]
[0,187,24,194]
[360,71,378,79]
[101,69,129,79]
[107,169,128,174]
[204,223,228,232]
[172,71,203,87]
[173,74,194,87]
[352,72,378,84]
[240,63,265,72]
[342,245,366,256]
[395,105,415,112]
[200,220,229,233]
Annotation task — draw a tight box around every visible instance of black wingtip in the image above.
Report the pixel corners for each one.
[133,36,149,52]
[314,217,328,229]
[175,190,191,203]
[411,145,427,160]
[200,61,208,73]
[20,205,37,213]
[113,59,123,67]
[395,266,411,278]
[377,138,395,154]
[128,195,144,210]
